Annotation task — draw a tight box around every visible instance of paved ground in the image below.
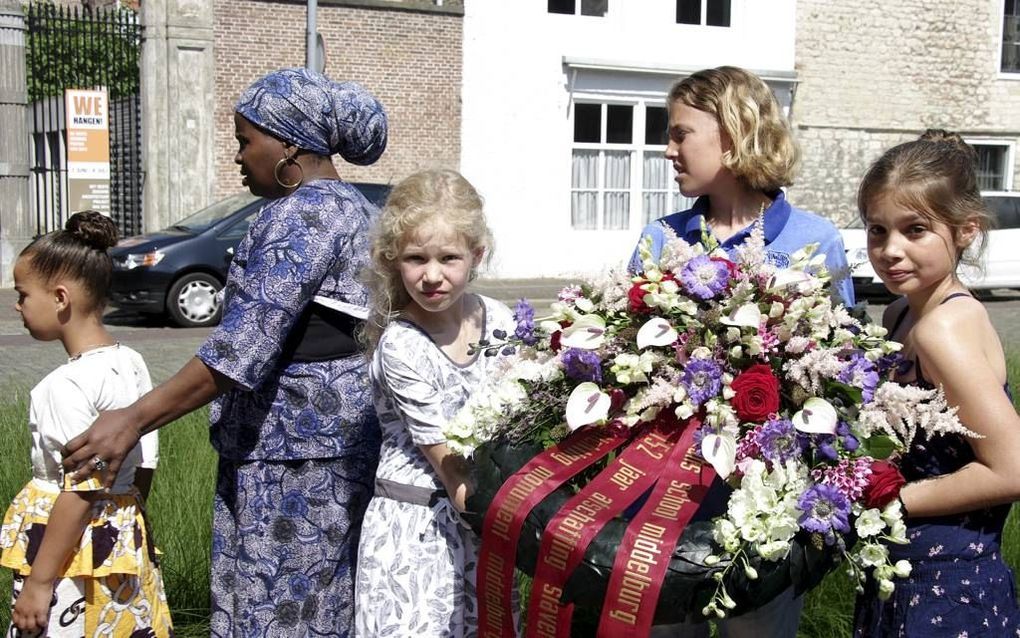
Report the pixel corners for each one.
[2,283,1019,392]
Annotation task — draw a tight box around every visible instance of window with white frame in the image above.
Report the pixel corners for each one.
[1003,0,1020,73]
[548,0,608,17]
[676,0,730,26]
[968,140,1015,191]
[570,101,693,230]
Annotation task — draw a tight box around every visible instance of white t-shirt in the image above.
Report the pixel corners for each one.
[28,344,157,494]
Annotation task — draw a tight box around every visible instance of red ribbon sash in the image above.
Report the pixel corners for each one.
[524,422,682,638]
[597,418,715,636]
[477,427,624,638]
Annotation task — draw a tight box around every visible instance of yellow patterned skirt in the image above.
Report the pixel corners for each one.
[1,478,173,637]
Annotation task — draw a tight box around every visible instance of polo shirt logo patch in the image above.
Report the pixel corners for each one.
[766,251,790,268]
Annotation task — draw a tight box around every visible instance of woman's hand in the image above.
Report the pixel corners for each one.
[62,406,142,488]
[12,576,54,633]
[62,357,231,489]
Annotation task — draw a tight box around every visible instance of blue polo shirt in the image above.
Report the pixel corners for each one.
[628,191,855,307]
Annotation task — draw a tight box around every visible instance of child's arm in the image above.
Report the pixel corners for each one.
[420,443,473,511]
[899,306,1020,517]
[11,491,92,634]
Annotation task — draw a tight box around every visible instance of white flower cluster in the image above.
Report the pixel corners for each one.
[587,268,634,313]
[784,348,848,396]
[442,350,562,456]
[857,382,977,447]
[712,459,806,562]
[849,500,911,600]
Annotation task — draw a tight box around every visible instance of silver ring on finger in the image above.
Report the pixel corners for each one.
[91,456,109,472]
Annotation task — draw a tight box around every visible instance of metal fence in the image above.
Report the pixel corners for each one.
[26,1,142,237]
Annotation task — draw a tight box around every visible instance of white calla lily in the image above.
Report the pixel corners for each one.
[565,382,611,431]
[792,397,838,434]
[719,303,762,328]
[767,269,813,292]
[701,432,737,479]
[636,317,678,350]
[559,314,607,350]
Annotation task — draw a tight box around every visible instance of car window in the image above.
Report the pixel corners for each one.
[219,209,260,241]
[983,195,1020,230]
[352,183,392,208]
[169,192,261,232]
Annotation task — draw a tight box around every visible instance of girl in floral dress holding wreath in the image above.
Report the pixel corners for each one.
[2,211,170,637]
[355,169,517,636]
[853,131,1020,636]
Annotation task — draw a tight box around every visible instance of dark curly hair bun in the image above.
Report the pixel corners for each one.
[66,210,119,251]
[918,128,978,164]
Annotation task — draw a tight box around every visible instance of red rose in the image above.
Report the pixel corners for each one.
[609,388,627,413]
[863,461,906,509]
[628,282,651,314]
[549,330,563,352]
[730,364,781,423]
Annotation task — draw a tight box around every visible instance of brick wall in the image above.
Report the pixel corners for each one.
[213,0,463,198]
[790,0,1020,226]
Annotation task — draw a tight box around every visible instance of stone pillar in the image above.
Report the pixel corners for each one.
[0,0,30,286]
[140,0,215,232]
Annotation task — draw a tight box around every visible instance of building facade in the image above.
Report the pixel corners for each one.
[461,0,799,277]
[790,0,1020,227]
[212,0,464,200]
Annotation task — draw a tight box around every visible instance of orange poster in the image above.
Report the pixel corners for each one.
[65,88,111,214]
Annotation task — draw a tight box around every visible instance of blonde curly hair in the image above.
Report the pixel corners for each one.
[360,169,493,353]
[668,66,799,191]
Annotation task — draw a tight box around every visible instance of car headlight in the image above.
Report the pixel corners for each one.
[117,250,165,270]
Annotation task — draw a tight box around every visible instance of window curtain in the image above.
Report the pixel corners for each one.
[642,153,671,223]
[603,150,631,230]
[571,150,598,229]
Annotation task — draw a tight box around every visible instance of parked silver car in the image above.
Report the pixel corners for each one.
[840,193,1020,297]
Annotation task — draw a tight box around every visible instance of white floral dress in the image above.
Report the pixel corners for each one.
[355,295,515,637]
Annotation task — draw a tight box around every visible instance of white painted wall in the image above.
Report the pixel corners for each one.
[461,0,797,278]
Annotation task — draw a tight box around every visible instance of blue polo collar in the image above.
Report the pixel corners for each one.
[681,191,791,248]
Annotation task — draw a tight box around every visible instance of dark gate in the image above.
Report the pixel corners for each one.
[26,2,142,238]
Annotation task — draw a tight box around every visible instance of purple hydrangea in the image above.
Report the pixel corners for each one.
[798,484,851,544]
[682,358,723,406]
[513,299,538,345]
[680,255,730,301]
[836,421,860,452]
[561,348,603,383]
[755,418,801,465]
[838,353,879,403]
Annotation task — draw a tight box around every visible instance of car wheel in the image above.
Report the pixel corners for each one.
[166,273,223,328]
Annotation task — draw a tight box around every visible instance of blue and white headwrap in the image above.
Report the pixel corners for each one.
[235,67,387,166]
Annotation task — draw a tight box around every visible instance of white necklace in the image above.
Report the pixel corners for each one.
[68,342,118,362]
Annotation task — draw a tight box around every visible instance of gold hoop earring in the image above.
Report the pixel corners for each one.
[274,157,303,189]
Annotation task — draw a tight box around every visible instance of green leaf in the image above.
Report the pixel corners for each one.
[859,435,897,460]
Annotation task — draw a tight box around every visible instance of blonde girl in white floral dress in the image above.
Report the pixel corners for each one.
[1,211,171,637]
[355,170,516,637]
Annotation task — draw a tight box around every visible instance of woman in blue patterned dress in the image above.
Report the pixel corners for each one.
[853,130,1020,636]
[61,68,388,637]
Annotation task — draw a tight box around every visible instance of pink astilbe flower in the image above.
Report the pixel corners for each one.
[811,457,873,502]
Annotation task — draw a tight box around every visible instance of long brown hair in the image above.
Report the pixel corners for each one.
[858,129,992,266]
